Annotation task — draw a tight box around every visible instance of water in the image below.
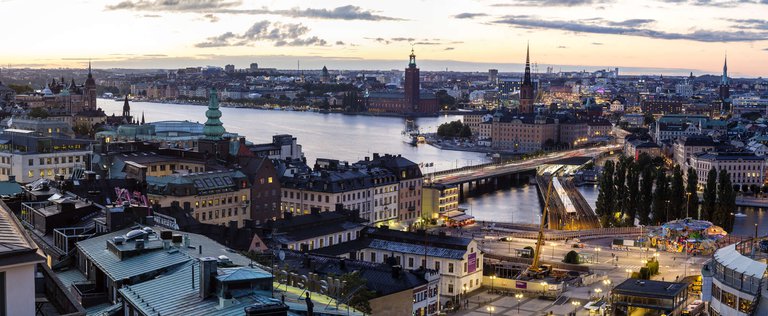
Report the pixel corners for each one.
[460,184,543,224]
[98,99,487,172]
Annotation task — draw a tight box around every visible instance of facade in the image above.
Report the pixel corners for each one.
[491,113,558,152]
[673,135,716,169]
[624,138,662,160]
[146,170,253,227]
[702,242,766,316]
[261,208,365,251]
[280,166,373,218]
[314,227,483,307]
[422,183,459,221]
[653,122,701,144]
[365,154,424,228]
[0,201,46,316]
[0,130,91,183]
[641,96,683,115]
[610,279,689,316]
[689,152,766,189]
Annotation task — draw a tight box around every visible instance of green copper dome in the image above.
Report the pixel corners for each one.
[203,88,225,139]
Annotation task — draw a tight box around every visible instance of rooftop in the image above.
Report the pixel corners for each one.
[612,279,687,299]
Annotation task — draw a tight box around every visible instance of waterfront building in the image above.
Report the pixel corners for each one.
[245,134,304,161]
[701,241,765,316]
[313,227,482,307]
[689,151,766,189]
[491,112,558,152]
[422,183,459,222]
[610,279,689,315]
[146,169,253,227]
[366,50,439,115]
[363,153,424,228]
[280,162,373,219]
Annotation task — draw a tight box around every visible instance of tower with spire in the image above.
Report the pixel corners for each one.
[719,54,730,101]
[203,88,225,140]
[519,43,535,114]
[83,61,97,111]
[404,48,420,112]
[122,95,131,119]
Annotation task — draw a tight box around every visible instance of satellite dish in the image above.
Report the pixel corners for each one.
[278,250,285,261]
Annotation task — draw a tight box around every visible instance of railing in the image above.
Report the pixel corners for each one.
[52,226,95,254]
[38,264,86,316]
[71,281,107,308]
[20,201,52,227]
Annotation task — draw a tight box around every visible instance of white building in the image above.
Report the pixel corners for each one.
[702,242,766,316]
[0,201,45,316]
[0,130,91,183]
[689,152,766,189]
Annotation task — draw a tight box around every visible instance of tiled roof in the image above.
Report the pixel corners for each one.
[0,200,43,266]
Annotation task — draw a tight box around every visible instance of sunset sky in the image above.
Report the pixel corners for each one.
[2,0,767,76]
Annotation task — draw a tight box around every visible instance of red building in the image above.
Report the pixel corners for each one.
[366,50,439,115]
[519,44,535,114]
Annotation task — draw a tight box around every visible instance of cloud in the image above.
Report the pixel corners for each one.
[391,37,416,42]
[195,21,328,48]
[454,13,487,19]
[607,19,655,27]
[492,0,612,6]
[659,0,768,7]
[142,14,160,18]
[725,18,768,30]
[203,13,219,22]
[335,41,345,45]
[592,42,604,45]
[217,5,403,21]
[444,47,455,51]
[106,0,241,11]
[493,15,768,42]
[557,45,568,48]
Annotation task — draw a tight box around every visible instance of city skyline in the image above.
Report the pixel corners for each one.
[1,0,767,76]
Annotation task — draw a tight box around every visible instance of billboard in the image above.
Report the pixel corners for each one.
[468,253,477,273]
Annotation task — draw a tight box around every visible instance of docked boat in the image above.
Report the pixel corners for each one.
[402,118,420,146]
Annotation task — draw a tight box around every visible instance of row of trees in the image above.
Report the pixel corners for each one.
[595,153,736,231]
[437,120,472,138]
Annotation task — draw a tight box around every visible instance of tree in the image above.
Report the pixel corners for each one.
[614,156,629,221]
[563,250,580,264]
[639,267,651,280]
[596,161,616,226]
[702,167,718,221]
[669,166,685,220]
[625,161,640,226]
[638,166,655,225]
[340,272,376,315]
[28,107,49,118]
[651,167,669,224]
[459,124,472,138]
[686,167,700,219]
[715,169,736,232]
[8,84,34,95]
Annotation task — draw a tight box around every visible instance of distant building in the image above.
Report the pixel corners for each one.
[689,151,766,189]
[0,130,91,183]
[422,183,459,221]
[224,64,235,73]
[366,50,439,115]
[673,135,716,170]
[491,112,557,152]
[719,55,731,102]
[249,62,259,71]
[488,69,498,85]
[519,44,535,114]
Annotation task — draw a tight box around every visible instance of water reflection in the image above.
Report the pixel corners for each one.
[460,184,542,225]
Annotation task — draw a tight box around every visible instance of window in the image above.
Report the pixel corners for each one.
[28,159,33,166]
[268,177,273,183]
[448,263,454,273]
[408,258,414,268]
[370,252,376,262]
[448,284,454,294]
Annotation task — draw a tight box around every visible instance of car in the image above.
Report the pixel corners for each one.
[499,237,513,242]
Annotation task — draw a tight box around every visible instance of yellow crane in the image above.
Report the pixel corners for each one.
[524,174,554,278]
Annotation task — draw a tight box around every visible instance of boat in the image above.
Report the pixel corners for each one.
[734,213,748,218]
[401,118,420,146]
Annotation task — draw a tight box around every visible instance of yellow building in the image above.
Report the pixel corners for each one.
[422,183,459,221]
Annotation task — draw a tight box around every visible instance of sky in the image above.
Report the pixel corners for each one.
[1,0,767,76]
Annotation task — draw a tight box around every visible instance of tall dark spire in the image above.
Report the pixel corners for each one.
[88,60,92,79]
[141,112,145,125]
[523,42,532,85]
[721,54,728,85]
[122,95,131,118]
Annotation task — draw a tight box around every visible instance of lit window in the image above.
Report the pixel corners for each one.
[268,177,273,183]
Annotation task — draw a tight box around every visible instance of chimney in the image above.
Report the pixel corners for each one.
[339,258,346,270]
[391,265,402,279]
[7,175,15,182]
[135,239,145,251]
[199,257,218,299]
[183,234,190,248]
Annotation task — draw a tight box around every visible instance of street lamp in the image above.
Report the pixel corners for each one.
[665,199,670,223]
[685,192,691,219]
[490,275,496,294]
[541,281,548,297]
[625,268,632,278]
[571,300,581,314]
[486,306,495,316]
[594,247,601,264]
[594,288,603,299]
[515,293,524,314]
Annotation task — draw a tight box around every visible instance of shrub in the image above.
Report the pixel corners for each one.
[563,250,580,264]
[639,267,651,280]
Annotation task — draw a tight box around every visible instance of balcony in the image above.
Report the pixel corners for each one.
[71,281,107,308]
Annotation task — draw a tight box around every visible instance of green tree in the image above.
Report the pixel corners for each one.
[596,161,616,226]
[563,250,580,264]
[28,107,49,118]
[8,84,34,95]
[669,165,685,220]
[702,167,718,221]
[459,124,472,138]
[715,169,736,232]
[638,165,655,225]
[686,167,700,219]
[614,156,629,220]
[651,167,669,224]
[340,272,376,315]
[625,161,640,226]
[639,267,651,280]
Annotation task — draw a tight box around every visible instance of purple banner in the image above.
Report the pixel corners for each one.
[468,253,477,273]
[515,281,527,289]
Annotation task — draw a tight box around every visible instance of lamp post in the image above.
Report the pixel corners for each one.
[594,288,603,300]
[486,306,495,316]
[571,300,581,315]
[541,281,548,297]
[490,275,496,294]
[665,199,670,223]
[462,284,467,309]
[515,293,523,314]
[685,192,691,219]
[594,247,601,264]
[625,268,632,278]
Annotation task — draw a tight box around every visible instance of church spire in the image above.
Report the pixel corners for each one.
[203,88,225,140]
[141,112,145,125]
[721,54,728,85]
[523,42,532,85]
[88,60,92,79]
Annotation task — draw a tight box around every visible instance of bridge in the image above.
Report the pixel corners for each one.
[425,145,619,186]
